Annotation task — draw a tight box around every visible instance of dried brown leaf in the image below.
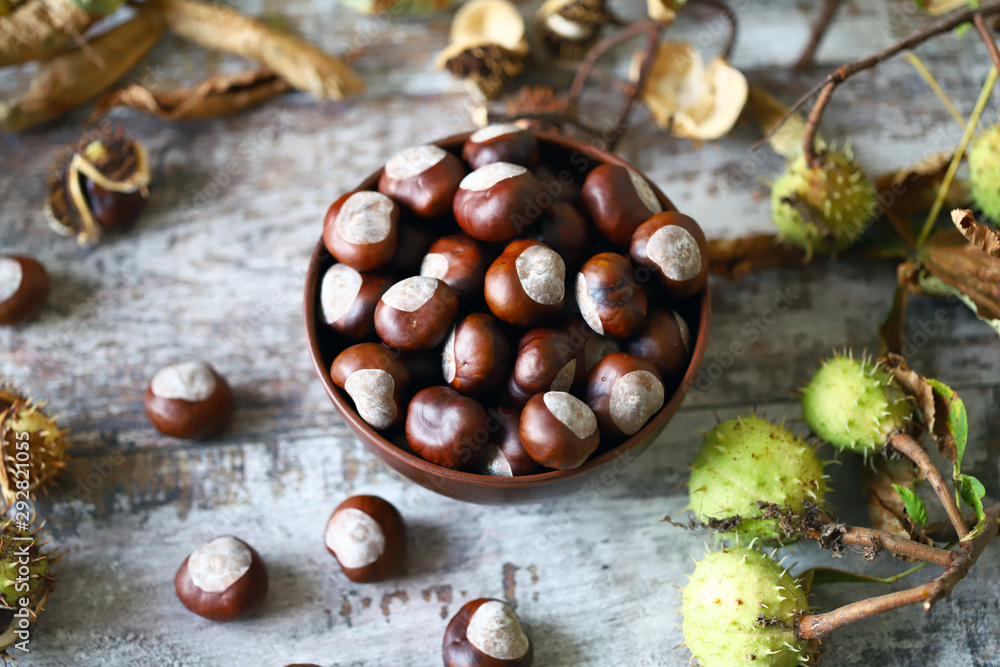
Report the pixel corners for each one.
[92,68,289,121]
[951,208,1000,258]
[746,86,810,159]
[923,229,1000,324]
[706,233,807,281]
[0,0,100,67]
[859,455,930,552]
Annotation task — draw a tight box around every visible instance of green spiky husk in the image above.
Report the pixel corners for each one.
[802,355,912,453]
[0,383,70,504]
[688,416,827,545]
[0,518,55,652]
[771,150,876,254]
[969,124,1000,222]
[682,546,812,667]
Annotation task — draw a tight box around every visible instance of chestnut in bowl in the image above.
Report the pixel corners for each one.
[379,144,466,218]
[319,264,392,340]
[585,353,665,440]
[630,211,708,298]
[523,202,589,270]
[454,163,546,242]
[520,391,600,470]
[581,163,663,245]
[575,252,647,338]
[444,313,511,398]
[507,328,577,407]
[626,307,691,383]
[406,386,490,470]
[484,240,566,327]
[374,276,459,351]
[322,190,399,271]
[478,407,547,477]
[463,124,540,170]
[421,234,490,300]
[330,343,410,430]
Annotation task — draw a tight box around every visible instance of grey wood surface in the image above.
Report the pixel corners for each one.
[1,1,999,665]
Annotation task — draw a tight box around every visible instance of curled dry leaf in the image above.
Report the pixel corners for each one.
[746,86,811,159]
[92,69,290,121]
[435,0,528,99]
[0,9,164,132]
[920,229,1000,335]
[858,455,930,552]
[0,0,116,67]
[646,0,685,24]
[951,209,1000,258]
[149,0,364,101]
[536,0,611,60]
[706,233,807,281]
[630,41,747,141]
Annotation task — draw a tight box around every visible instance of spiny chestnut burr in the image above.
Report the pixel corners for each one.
[462,124,540,170]
[378,144,466,218]
[524,202,589,270]
[325,495,406,583]
[323,190,400,271]
[443,598,533,667]
[626,307,691,383]
[629,211,708,298]
[330,343,410,430]
[575,252,647,338]
[454,163,546,242]
[421,234,490,300]
[443,313,511,398]
[406,386,489,470]
[562,318,620,391]
[374,276,459,351]
[175,536,268,622]
[478,406,546,477]
[485,240,566,327]
[520,391,599,470]
[508,328,577,407]
[145,362,233,440]
[581,163,663,245]
[0,256,50,326]
[585,353,664,440]
[320,264,392,340]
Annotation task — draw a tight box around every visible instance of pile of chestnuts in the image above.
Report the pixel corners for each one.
[318,125,707,477]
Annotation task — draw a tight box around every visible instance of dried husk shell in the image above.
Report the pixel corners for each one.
[646,0,685,24]
[436,0,528,99]
[0,0,121,67]
[536,0,610,60]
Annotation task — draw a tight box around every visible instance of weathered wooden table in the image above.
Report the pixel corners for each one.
[2,1,999,665]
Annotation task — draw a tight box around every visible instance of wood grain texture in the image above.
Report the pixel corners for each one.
[1,0,999,664]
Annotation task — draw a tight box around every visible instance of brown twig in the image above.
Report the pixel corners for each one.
[974,12,1000,72]
[794,0,844,71]
[567,21,656,104]
[837,526,955,567]
[889,432,969,540]
[608,22,661,151]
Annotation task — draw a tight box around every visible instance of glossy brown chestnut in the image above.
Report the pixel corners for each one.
[575,252,647,338]
[175,536,268,622]
[585,353,664,440]
[319,264,392,340]
[144,362,233,439]
[378,144,466,218]
[524,203,589,270]
[323,190,399,271]
[443,313,511,398]
[507,328,577,407]
[443,598,533,667]
[330,343,410,430]
[484,240,566,327]
[478,407,546,477]
[454,163,546,242]
[462,124,540,170]
[85,180,147,231]
[533,163,581,205]
[421,234,489,299]
[562,318,620,391]
[390,221,435,275]
[406,386,489,470]
[581,163,663,245]
[629,211,708,298]
[626,307,691,382]
[0,256,50,326]
[325,495,406,583]
[374,276,459,351]
[520,391,599,470]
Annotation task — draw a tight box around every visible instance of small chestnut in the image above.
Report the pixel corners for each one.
[585,353,665,440]
[507,328,577,407]
[374,276,459,351]
[626,307,691,382]
[462,124,540,170]
[378,144,466,218]
[562,318,620,391]
[319,263,392,340]
[485,240,566,327]
[325,495,406,583]
[520,392,599,470]
[330,343,410,430]
[443,598,533,667]
[0,256,50,326]
[524,202,589,270]
[443,313,511,398]
[479,407,546,477]
[629,211,709,298]
[575,252,647,338]
[421,234,490,300]
[85,180,147,232]
[454,163,545,242]
[406,386,489,470]
[175,535,268,622]
[144,361,233,439]
[581,163,663,245]
[322,190,399,271]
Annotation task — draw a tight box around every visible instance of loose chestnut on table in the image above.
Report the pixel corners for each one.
[524,202,589,270]
[462,124,540,170]
[330,343,410,430]
[378,144,466,219]
[374,276,459,351]
[443,313,511,398]
[576,252,647,338]
[630,211,708,298]
[454,163,546,242]
[144,361,233,440]
[443,598,533,667]
[478,406,546,477]
[322,190,399,271]
[175,536,268,622]
[0,255,50,326]
[581,163,663,245]
[421,234,490,300]
[507,328,577,407]
[484,240,566,327]
[319,264,392,340]
[586,353,665,440]
[325,495,406,583]
[520,391,600,470]
[627,307,691,382]
[406,386,490,470]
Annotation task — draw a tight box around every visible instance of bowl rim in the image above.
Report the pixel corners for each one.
[303,129,711,490]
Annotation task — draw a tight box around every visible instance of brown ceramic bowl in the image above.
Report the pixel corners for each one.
[304,131,711,504]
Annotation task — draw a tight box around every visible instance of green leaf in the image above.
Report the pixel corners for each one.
[926,378,969,475]
[958,474,986,524]
[955,22,972,38]
[800,562,929,592]
[893,484,929,527]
